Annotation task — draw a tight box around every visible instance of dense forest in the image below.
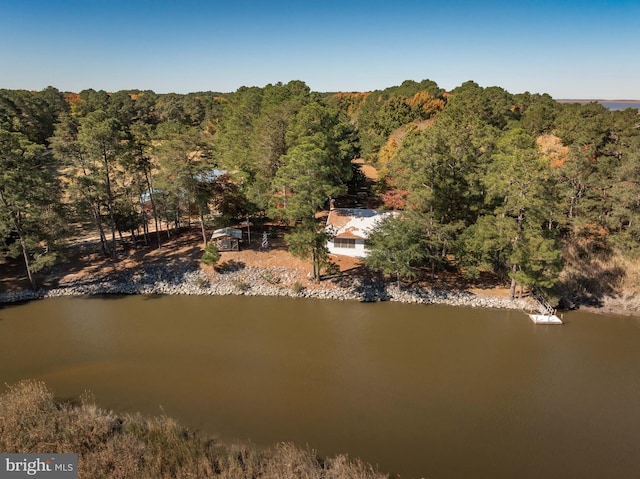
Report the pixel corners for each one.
[1,80,639,305]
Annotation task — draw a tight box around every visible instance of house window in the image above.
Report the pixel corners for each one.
[334,238,356,249]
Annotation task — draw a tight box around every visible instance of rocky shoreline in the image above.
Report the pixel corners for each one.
[0,264,533,312]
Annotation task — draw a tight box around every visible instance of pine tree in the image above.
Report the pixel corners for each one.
[0,129,64,289]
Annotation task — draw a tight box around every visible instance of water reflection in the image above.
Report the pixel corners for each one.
[1,296,639,479]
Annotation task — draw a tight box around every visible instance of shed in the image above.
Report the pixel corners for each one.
[211,227,242,251]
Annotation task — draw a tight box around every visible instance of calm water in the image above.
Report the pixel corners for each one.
[560,100,640,110]
[1,296,639,479]
[600,101,640,110]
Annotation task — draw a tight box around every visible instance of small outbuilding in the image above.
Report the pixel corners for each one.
[210,227,243,251]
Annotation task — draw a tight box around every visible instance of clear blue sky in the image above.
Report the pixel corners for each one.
[1,0,638,99]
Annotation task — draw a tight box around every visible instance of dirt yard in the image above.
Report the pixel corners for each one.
[1,227,300,291]
[1,225,514,299]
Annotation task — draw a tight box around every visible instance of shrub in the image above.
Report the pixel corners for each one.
[232,279,250,292]
[193,276,208,289]
[200,243,220,266]
[260,270,281,285]
[292,281,304,294]
[324,262,341,277]
[214,262,229,273]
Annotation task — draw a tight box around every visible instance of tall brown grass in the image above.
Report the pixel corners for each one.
[0,381,388,479]
[558,235,640,314]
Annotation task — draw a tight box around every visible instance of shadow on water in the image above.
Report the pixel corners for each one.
[142,294,165,301]
[78,293,166,301]
[0,298,41,310]
[79,293,131,301]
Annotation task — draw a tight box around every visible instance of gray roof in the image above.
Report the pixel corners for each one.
[211,227,243,240]
[194,169,227,184]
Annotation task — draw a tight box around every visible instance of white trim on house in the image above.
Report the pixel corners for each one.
[326,208,400,258]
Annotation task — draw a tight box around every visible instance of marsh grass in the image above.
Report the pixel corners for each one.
[557,236,640,313]
[0,381,387,479]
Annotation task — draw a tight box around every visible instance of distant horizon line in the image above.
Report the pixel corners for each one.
[556,99,640,103]
[4,85,639,102]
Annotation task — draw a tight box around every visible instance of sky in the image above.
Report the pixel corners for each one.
[1,0,638,99]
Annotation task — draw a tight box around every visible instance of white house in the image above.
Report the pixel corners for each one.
[326,208,399,258]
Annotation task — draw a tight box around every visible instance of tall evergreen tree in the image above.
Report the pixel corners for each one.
[463,129,562,296]
[0,130,64,289]
[50,112,113,256]
[77,110,126,257]
[154,124,214,245]
[271,143,345,280]
[364,215,426,286]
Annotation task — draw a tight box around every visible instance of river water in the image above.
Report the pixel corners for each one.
[1,295,639,479]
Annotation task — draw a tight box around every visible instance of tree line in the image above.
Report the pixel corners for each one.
[1,81,638,300]
[360,81,640,300]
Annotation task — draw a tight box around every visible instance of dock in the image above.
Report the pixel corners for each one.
[529,286,563,325]
[529,313,563,325]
